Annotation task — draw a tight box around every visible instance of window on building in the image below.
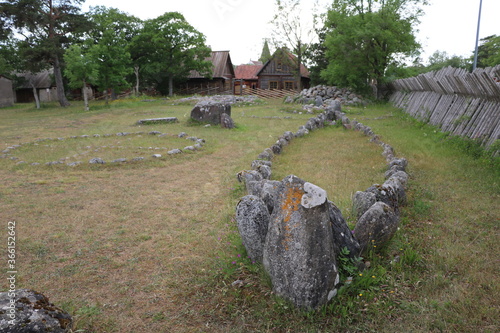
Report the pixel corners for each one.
[277,61,282,71]
[285,81,294,90]
[270,81,278,90]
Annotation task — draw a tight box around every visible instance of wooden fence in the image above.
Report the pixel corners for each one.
[238,87,297,99]
[389,65,500,149]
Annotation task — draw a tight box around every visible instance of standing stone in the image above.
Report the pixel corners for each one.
[352,191,377,220]
[236,195,271,262]
[353,202,399,253]
[220,113,235,129]
[328,201,361,259]
[263,175,339,310]
[260,180,281,214]
[0,289,72,332]
[366,184,399,212]
[383,177,407,206]
[190,101,231,125]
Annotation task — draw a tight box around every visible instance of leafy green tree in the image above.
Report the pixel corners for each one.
[131,12,211,96]
[259,39,272,64]
[0,0,90,107]
[86,7,137,103]
[474,35,500,68]
[321,0,427,97]
[426,51,470,72]
[64,44,97,110]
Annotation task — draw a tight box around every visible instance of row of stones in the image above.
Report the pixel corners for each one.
[0,131,206,167]
[234,100,410,310]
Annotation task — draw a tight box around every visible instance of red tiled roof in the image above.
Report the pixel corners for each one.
[234,65,263,80]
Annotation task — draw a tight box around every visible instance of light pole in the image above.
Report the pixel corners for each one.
[472,0,483,71]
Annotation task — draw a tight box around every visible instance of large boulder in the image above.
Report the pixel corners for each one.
[0,289,72,332]
[236,195,271,262]
[263,175,339,310]
[353,202,399,253]
[190,101,231,125]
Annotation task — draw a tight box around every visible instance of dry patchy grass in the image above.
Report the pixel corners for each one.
[1,99,497,332]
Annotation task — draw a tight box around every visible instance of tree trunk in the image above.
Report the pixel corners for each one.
[168,75,173,97]
[30,79,40,109]
[53,54,70,107]
[297,40,302,91]
[134,65,140,97]
[82,80,89,111]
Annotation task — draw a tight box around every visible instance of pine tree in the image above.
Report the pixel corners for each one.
[259,40,272,64]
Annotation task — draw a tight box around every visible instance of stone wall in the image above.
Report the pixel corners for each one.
[235,100,409,310]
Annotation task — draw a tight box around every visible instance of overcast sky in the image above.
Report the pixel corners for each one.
[83,0,500,66]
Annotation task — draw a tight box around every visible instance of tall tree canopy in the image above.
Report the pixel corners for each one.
[0,0,90,106]
[474,35,500,68]
[84,6,139,103]
[131,12,211,96]
[321,0,427,97]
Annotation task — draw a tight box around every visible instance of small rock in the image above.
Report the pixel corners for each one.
[89,158,105,164]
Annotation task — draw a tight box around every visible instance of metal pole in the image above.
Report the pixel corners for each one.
[473,0,483,71]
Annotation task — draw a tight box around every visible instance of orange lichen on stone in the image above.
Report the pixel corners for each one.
[280,185,304,251]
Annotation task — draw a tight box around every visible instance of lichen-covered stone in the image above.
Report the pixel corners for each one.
[236,195,271,262]
[352,191,377,220]
[366,184,399,212]
[353,202,399,253]
[220,113,235,129]
[190,101,231,125]
[0,289,72,332]
[263,175,339,310]
[328,201,361,259]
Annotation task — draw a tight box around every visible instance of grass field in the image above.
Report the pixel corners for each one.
[1,98,498,332]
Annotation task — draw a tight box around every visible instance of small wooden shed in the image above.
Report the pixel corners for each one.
[15,70,59,103]
[0,75,15,107]
[182,51,235,95]
[257,48,310,91]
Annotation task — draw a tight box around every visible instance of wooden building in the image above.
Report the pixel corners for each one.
[0,75,14,108]
[257,48,310,91]
[182,51,235,95]
[234,63,263,94]
[15,70,59,103]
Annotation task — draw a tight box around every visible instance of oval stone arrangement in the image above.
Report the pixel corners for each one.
[235,100,410,310]
[0,131,206,167]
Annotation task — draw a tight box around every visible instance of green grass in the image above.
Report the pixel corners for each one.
[1,99,498,332]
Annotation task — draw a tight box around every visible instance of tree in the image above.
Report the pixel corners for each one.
[271,0,313,91]
[87,6,142,97]
[259,39,272,64]
[64,44,97,110]
[86,7,137,103]
[474,35,500,68]
[321,0,427,97]
[131,12,211,96]
[0,0,90,107]
[426,51,470,72]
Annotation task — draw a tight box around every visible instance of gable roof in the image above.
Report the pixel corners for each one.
[235,64,263,80]
[16,69,54,89]
[188,51,235,79]
[257,48,310,78]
